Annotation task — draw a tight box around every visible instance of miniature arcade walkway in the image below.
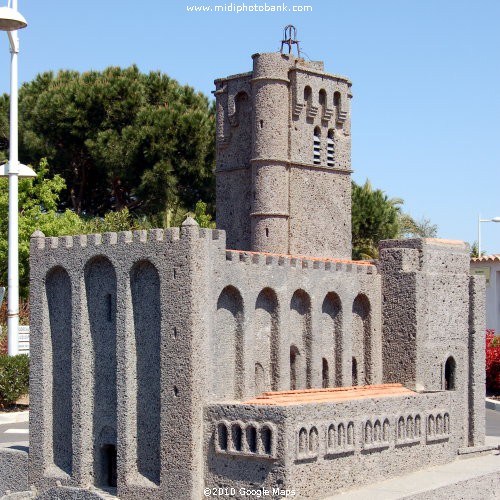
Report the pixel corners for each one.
[244,383,415,406]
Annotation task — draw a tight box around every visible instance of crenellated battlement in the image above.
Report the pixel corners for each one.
[225,249,376,274]
[30,221,227,263]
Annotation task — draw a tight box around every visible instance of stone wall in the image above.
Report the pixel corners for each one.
[204,390,459,499]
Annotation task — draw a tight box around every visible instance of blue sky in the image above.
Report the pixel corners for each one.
[1,0,499,252]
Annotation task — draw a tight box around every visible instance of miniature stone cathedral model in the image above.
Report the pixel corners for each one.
[4,31,489,500]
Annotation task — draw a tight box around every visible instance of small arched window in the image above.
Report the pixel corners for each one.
[299,427,308,453]
[261,426,272,454]
[333,91,341,108]
[352,357,358,386]
[232,424,242,451]
[313,126,321,165]
[322,358,329,388]
[445,356,456,390]
[319,89,327,107]
[328,424,336,449]
[246,426,257,453]
[218,423,228,450]
[304,86,312,104]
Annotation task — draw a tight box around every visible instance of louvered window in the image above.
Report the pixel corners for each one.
[313,128,321,165]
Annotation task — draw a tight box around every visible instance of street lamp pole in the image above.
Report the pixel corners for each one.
[7,0,20,356]
[477,215,500,258]
[0,0,31,356]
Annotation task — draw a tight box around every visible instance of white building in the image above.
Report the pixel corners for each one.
[471,254,500,333]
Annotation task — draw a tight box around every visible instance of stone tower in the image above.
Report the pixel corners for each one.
[214,49,353,259]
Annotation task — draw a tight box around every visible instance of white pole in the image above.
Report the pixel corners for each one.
[478,215,481,258]
[7,0,19,356]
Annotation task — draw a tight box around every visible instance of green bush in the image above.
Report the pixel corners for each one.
[0,354,29,407]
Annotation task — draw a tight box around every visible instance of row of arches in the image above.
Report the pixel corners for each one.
[216,421,273,457]
[296,412,448,460]
[396,414,422,442]
[214,286,372,400]
[428,413,450,437]
[46,257,161,487]
[304,86,342,114]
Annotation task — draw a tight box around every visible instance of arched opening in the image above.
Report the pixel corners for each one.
[261,426,272,454]
[232,424,242,451]
[255,288,279,393]
[218,423,228,450]
[322,358,329,388]
[101,444,117,488]
[406,416,414,438]
[327,129,335,167]
[234,91,250,125]
[313,126,321,165]
[333,91,341,108]
[246,426,257,453]
[46,266,73,475]
[347,422,354,445]
[304,86,312,104]
[319,89,327,107]
[290,345,300,390]
[255,363,265,395]
[131,260,161,484]
[290,290,312,389]
[309,427,319,453]
[215,286,244,399]
[322,292,342,386]
[85,257,117,487]
[299,428,308,453]
[328,425,335,449]
[365,421,373,444]
[352,357,358,386]
[337,423,345,448]
[383,419,390,441]
[374,420,381,442]
[352,294,372,385]
[444,356,456,390]
[415,415,422,437]
[398,417,405,440]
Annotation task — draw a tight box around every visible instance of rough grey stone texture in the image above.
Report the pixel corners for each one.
[205,390,460,499]
[0,449,28,496]
[468,275,486,447]
[215,52,352,259]
[28,225,218,499]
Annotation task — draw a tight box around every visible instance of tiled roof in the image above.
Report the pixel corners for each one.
[227,249,374,266]
[471,254,500,263]
[243,383,415,406]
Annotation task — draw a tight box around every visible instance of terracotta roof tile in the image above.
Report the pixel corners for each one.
[471,254,500,263]
[243,383,415,406]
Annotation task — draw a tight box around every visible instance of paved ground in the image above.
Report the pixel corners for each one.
[0,420,29,449]
[486,408,500,436]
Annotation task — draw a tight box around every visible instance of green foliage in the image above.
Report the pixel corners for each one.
[351,180,402,259]
[2,66,215,217]
[469,241,486,258]
[193,200,216,228]
[398,213,438,238]
[82,207,151,233]
[0,354,29,407]
[0,158,86,297]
